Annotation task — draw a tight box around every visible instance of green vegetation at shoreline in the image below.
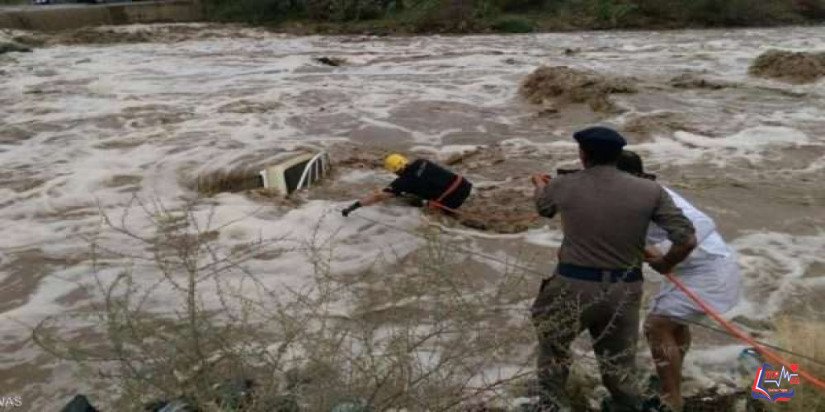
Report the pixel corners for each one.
[203,0,825,34]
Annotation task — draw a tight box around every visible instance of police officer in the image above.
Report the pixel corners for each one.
[531,127,697,411]
[341,153,472,217]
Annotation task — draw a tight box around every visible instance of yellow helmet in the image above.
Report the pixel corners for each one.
[384,153,409,174]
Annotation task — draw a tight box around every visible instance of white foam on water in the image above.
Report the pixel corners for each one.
[681,344,751,392]
[409,144,484,162]
[523,227,564,249]
[674,127,808,148]
[726,231,825,320]
[0,198,424,328]
[632,126,814,168]
[337,169,380,184]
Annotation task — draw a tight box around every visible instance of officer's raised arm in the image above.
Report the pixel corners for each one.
[533,174,558,219]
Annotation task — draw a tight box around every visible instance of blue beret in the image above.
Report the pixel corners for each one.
[573,126,627,149]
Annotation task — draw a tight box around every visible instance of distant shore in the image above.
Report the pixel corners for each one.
[203,0,825,35]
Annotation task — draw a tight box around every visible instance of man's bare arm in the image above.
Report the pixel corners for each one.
[342,190,396,217]
[646,234,697,274]
[648,187,697,273]
[359,191,395,206]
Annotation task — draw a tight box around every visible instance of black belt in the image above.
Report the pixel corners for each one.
[557,263,643,283]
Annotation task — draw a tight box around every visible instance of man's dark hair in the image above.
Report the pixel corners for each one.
[617,150,657,180]
[617,150,644,175]
[580,142,622,165]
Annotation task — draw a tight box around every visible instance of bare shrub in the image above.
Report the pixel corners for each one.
[32,196,562,410]
[772,315,825,411]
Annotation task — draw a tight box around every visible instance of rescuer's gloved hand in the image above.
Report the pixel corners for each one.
[341,201,362,217]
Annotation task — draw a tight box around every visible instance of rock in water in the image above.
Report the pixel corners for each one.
[669,72,734,90]
[0,41,32,55]
[315,56,347,66]
[520,66,636,113]
[749,49,825,84]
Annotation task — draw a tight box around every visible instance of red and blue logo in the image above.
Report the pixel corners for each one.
[752,363,800,402]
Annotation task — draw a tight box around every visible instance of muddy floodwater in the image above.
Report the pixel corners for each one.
[1,24,824,410]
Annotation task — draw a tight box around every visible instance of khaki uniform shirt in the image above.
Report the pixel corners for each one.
[535,165,695,270]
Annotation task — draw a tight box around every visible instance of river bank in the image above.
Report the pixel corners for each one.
[203,0,825,35]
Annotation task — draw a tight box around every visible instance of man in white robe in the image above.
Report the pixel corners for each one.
[618,150,742,412]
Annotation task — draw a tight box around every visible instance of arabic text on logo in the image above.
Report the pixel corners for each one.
[752,362,800,403]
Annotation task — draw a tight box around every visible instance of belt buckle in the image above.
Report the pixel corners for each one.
[602,270,612,283]
[618,269,634,282]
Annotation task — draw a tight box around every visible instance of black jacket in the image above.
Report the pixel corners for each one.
[383,159,472,209]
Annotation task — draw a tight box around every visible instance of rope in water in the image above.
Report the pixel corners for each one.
[427,199,541,225]
[666,273,825,392]
[351,210,825,380]
[670,315,825,368]
[353,213,547,277]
